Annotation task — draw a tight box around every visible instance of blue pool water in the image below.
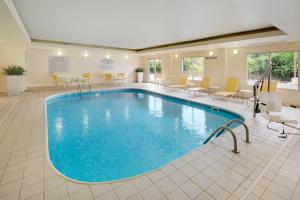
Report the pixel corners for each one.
[46,89,243,182]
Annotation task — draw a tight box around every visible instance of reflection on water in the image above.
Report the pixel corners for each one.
[54,117,63,139]
[173,118,179,131]
[105,109,111,123]
[137,93,144,99]
[124,106,130,120]
[148,95,163,117]
[82,109,89,135]
[181,105,206,135]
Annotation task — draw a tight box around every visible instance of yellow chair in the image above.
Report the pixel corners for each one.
[115,73,127,85]
[103,73,113,85]
[168,75,189,89]
[82,73,92,88]
[213,78,239,99]
[262,80,277,92]
[82,73,91,80]
[51,74,66,89]
[117,73,125,80]
[187,76,210,94]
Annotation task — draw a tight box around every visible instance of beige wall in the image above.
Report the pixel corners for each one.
[26,47,140,87]
[141,49,227,86]
[1,41,300,106]
[0,43,26,92]
[141,42,300,106]
[226,42,300,106]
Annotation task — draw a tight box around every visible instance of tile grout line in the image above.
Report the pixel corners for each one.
[259,136,299,200]
[17,92,38,200]
[240,135,293,200]
[0,99,18,127]
[2,85,298,200]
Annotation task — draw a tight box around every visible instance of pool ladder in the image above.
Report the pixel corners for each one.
[203,119,250,153]
[77,82,92,95]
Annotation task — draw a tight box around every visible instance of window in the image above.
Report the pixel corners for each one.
[149,59,162,81]
[247,51,299,90]
[182,57,204,80]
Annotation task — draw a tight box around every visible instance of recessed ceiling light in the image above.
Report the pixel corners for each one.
[106,53,110,59]
[83,52,89,58]
[124,55,129,59]
[209,51,214,56]
[174,54,179,58]
[57,51,62,56]
[233,49,239,55]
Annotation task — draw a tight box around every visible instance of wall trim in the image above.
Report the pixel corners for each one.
[29,27,286,54]
[136,27,285,53]
[31,39,136,52]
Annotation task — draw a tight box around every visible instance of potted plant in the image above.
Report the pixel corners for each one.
[135,67,144,83]
[2,65,26,96]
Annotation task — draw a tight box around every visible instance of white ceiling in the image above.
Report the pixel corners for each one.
[12,0,272,49]
[232,0,300,41]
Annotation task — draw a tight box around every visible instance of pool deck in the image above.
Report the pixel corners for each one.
[0,83,300,200]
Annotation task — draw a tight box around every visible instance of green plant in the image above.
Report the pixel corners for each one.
[2,65,25,75]
[135,67,144,72]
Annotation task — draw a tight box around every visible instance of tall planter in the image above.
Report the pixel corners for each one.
[6,76,21,96]
[20,75,26,92]
[137,72,144,83]
[2,65,26,96]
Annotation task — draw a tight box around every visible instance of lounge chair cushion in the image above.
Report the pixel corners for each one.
[169,84,186,88]
[268,114,298,124]
[214,91,236,97]
[187,87,207,91]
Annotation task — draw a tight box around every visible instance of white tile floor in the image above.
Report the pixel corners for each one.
[0,83,300,200]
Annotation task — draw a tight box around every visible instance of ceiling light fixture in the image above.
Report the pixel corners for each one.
[233,49,239,55]
[209,51,214,56]
[106,53,110,59]
[57,51,62,56]
[124,55,129,59]
[174,54,179,58]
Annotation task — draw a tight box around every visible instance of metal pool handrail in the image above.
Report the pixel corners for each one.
[216,119,250,143]
[253,62,275,117]
[203,119,250,153]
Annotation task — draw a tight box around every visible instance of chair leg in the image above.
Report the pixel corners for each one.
[279,122,288,138]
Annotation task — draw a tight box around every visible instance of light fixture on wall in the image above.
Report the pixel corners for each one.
[124,55,129,59]
[83,51,89,58]
[206,51,218,60]
[233,49,239,55]
[57,51,62,56]
[174,54,179,58]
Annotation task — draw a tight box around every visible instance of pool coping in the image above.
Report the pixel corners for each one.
[44,87,247,184]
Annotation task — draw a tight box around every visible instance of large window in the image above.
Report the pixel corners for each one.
[247,51,299,90]
[149,59,162,81]
[182,57,204,80]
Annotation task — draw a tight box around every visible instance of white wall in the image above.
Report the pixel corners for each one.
[0,43,26,93]
[26,47,140,87]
